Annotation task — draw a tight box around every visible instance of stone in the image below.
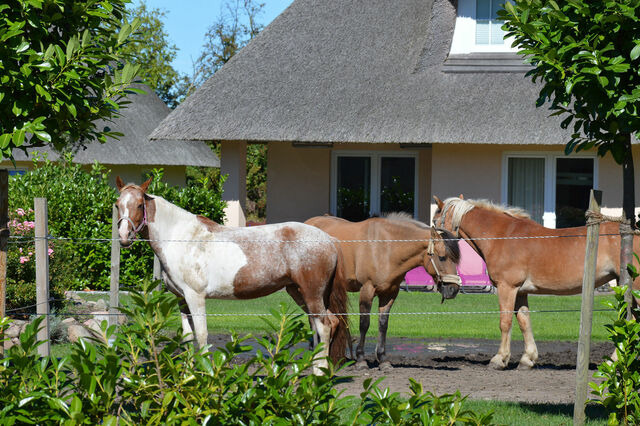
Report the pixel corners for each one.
[67,324,93,344]
[5,323,22,339]
[93,299,108,311]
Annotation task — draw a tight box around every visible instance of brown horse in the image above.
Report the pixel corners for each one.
[433,195,640,370]
[115,177,349,375]
[305,213,462,368]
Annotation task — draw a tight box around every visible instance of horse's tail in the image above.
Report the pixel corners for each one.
[328,240,351,365]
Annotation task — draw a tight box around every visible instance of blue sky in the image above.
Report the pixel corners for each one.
[137,0,294,76]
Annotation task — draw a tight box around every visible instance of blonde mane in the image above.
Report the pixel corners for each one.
[383,212,430,230]
[440,197,530,230]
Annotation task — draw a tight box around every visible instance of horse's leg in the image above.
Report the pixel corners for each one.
[375,291,395,370]
[514,293,538,369]
[304,298,331,375]
[183,288,208,350]
[356,283,375,369]
[490,283,518,370]
[285,284,316,349]
[178,298,195,343]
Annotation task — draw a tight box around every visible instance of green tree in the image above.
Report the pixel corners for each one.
[176,0,264,101]
[180,0,268,221]
[123,1,180,108]
[0,0,141,158]
[500,0,640,299]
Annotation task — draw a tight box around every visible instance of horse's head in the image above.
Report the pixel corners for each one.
[423,227,461,302]
[432,194,465,234]
[115,176,152,248]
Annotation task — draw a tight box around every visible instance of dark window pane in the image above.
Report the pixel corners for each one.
[380,157,415,215]
[337,157,370,221]
[555,158,593,228]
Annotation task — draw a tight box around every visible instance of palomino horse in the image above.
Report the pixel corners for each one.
[433,195,640,370]
[305,213,462,368]
[115,177,349,375]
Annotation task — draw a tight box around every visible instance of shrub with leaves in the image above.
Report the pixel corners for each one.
[590,285,640,425]
[0,282,493,424]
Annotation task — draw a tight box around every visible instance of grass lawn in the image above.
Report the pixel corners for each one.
[458,400,607,425]
[202,290,616,341]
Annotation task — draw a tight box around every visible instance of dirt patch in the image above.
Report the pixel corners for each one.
[209,334,613,404]
[335,338,613,404]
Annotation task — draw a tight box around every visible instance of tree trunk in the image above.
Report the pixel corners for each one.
[619,133,635,320]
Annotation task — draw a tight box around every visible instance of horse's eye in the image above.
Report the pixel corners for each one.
[439,256,447,262]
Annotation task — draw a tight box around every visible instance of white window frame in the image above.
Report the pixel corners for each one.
[330,151,419,218]
[501,151,599,228]
[450,0,518,54]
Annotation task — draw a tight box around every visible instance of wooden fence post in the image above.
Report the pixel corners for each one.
[109,205,120,328]
[573,189,602,425]
[0,170,8,355]
[35,198,50,357]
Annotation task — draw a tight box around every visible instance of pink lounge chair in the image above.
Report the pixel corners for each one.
[403,240,492,292]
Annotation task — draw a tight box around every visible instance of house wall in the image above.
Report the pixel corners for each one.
[266,142,432,223]
[2,161,188,187]
[430,143,640,222]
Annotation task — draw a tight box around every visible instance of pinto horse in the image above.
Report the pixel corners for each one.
[433,195,640,370]
[115,177,349,375]
[305,213,461,368]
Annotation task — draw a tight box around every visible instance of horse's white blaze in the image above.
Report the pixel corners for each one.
[118,192,134,241]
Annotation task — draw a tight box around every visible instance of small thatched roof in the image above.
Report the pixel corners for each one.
[150,0,572,145]
[13,85,219,166]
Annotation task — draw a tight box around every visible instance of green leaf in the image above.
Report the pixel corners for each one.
[117,23,132,45]
[0,134,11,149]
[631,44,640,60]
[16,41,30,54]
[33,130,51,143]
[66,103,77,118]
[12,129,26,147]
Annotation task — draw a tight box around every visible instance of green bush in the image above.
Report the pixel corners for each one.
[590,285,640,425]
[0,283,493,424]
[8,154,226,293]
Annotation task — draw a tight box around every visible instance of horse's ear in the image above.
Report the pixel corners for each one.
[433,195,444,210]
[140,177,152,193]
[116,176,125,192]
[459,194,464,200]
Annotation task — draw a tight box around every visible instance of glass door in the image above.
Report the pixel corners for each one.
[555,158,594,228]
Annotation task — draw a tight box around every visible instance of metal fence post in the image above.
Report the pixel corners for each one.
[573,189,602,425]
[109,205,120,328]
[34,198,50,357]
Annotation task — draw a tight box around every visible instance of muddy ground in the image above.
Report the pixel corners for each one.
[210,334,613,404]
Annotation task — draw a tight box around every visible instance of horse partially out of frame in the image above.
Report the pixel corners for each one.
[433,195,640,370]
[115,177,350,375]
[305,214,462,369]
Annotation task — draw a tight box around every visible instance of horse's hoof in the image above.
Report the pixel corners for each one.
[489,355,507,370]
[378,361,393,371]
[518,356,535,370]
[355,360,368,370]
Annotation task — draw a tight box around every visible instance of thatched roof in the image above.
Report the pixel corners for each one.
[13,85,219,166]
[150,0,573,145]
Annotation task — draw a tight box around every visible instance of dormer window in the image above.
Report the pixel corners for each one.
[450,0,516,54]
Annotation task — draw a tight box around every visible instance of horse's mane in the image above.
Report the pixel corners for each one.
[384,212,460,264]
[440,197,530,230]
[384,212,430,230]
